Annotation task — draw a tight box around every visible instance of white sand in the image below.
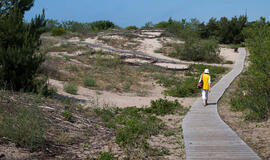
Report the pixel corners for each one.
[220,48,238,63]
[49,79,196,108]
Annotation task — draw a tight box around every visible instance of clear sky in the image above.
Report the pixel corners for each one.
[25,0,270,27]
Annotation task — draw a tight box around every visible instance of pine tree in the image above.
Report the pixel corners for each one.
[0,0,46,91]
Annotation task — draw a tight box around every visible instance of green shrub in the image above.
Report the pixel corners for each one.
[51,27,67,36]
[125,25,138,30]
[230,19,270,120]
[179,38,222,63]
[89,20,116,32]
[145,98,185,115]
[63,106,73,122]
[165,78,198,97]
[0,105,46,150]
[64,82,78,95]
[83,76,96,87]
[95,107,164,147]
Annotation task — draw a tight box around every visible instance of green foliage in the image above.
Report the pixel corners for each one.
[154,18,199,40]
[154,64,227,97]
[145,98,187,115]
[95,152,118,160]
[0,2,47,91]
[47,20,116,35]
[89,20,116,32]
[0,0,34,16]
[62,21,89,34]
[0,104,46,150]
[178,38,222,63]
[115,109,163,146]
[83,76,96,87]
[45,19,60,31]
[165,78,198,97]
[64,82,78,95]
[199,16,247,44]
[141,21,154,29]
[230,18,270,120]
[51,26,66,36]
[223,60,234,64]
[94,107,164,147]
[63,106,73,122]
[125,25,138,30]
[153,16,247,44]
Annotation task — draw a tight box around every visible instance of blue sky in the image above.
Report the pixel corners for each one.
[25,0,270,27]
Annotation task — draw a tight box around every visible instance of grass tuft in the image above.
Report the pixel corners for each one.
[64,82,78,95]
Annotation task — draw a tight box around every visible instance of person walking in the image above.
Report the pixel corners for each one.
[199,69,211,106]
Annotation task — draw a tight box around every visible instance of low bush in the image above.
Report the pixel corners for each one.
[0,104,46,150]
[63,106,73,122]
[83,76,96,87]
[165,78,198,97]
[125,25,138,30]
[145,98,186,115]
[94,107,164,147]
[51,27,67,36]
[178,38,222,63]
[64,82,78,95]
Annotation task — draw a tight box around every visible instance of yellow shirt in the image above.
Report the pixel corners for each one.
[202,74,211,90]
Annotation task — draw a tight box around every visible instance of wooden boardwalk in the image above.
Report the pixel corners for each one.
[182,48,261,160]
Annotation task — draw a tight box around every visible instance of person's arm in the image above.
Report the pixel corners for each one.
[209,76,211,91]
[199,74,203,82]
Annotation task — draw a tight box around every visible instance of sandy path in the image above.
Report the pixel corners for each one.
[43,36,237,69]
[50,79,196,108]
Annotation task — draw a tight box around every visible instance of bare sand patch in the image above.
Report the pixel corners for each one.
[49,79,196,108]
[220,48,238,63]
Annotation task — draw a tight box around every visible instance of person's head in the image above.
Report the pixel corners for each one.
[204,69,209,74]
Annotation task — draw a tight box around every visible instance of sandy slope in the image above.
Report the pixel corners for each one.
[50,79,196,108]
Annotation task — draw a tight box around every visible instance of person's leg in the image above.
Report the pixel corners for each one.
[202,90,206,106]
[205,90,209,105]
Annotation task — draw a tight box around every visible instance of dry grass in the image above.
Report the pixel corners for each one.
[41,40,185,95]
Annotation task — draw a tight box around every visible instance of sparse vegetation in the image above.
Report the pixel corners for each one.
[94,107,164,147]
[94,152,118,160]
[64,82,78,95]
[3,2,269,158]
[154,64,228,97]
[0,96,46,150]
[83,76,97,87]
[93,97,189,158]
